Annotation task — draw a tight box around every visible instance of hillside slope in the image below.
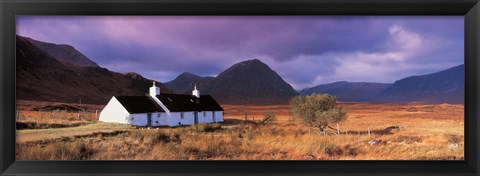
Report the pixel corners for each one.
[374,64,464,104]
[16,35,172,104]
[166,59,299,105]
[24,36,99,67]
[300,81,392,102]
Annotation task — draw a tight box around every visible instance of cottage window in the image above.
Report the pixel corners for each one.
[157,113,161,117]
[181,112,184,119]
[203,111,206,117]
[155,121,158,124]
[212,111,215,119]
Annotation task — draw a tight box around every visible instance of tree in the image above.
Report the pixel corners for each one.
[289,93,347,133]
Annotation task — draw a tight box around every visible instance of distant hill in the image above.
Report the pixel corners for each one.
[17,35,463,105]
[168,60,464,105]
[16,35,172,104]
[23,36,99,67]
[300,81,392,102]
[166,59,299,105]
[374,64,464,104]
[165,72,214,94]
[208,59,299,104]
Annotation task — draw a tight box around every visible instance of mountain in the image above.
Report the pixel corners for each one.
[164,72,214,94]
[165,59,299,105]
[16,35,172,104]
[300,81,392,102]
[208,59,299,104]
[374,64,464,104]
[17,35,463,105]
[23,36,99,67]
[299,64,464,104]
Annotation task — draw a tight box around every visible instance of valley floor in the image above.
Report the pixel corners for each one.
[16,100,464,160]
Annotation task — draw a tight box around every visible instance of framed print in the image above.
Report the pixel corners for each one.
[1,0,479,175]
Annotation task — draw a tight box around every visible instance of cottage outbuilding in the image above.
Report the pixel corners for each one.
[99,82,224,127]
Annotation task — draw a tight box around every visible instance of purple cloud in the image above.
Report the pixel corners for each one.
[16,16,463,90]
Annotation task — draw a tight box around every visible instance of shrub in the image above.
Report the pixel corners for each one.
[168,132,182,143]
[188,124,203,133]
[17,140,94,160]
[261,111,276,124]
[140,130,171,145]
[446,134,461,144]
[203,123,222,132]
[325,145,344,158]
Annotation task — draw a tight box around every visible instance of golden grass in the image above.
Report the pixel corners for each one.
[15,100,104,125]
[16,122,132,143]
[16,101,464,160]
[16,110,98,124]
[16,100,104,111]
[17,140,95,160]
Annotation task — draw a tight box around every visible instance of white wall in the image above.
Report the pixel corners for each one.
[167,111,223,126]
[128,113,148,126]
[99,97,130,124]
[197,111,214,124]
[129,112,169,127]
[151,112,169,127]
[214,111,224,122]
[166,111,224,126]
[168,112,195,126]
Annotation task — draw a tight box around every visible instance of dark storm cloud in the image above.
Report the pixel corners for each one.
[16,16,463,89]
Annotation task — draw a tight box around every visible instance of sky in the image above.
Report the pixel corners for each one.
[16,16,464,90]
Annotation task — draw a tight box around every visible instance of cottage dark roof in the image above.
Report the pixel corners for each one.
[114,96,164,113]
[157,93,223,112]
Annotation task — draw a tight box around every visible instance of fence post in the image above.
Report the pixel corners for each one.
[337,123,340,135]
[368,127,371,139]
[78,111,81,120]
[244,112,247,124]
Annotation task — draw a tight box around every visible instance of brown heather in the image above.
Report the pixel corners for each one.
[16,101,464,160]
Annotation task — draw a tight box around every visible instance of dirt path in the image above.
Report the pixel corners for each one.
[16,122,132,143]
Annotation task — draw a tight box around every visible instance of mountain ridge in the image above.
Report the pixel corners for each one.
[16,35,173,104]
[300,81,392,102]
[17,35,464,105]
[301,64,464,104]
[165,59,299,105]
[21,35,99,67]
[373,64,464,104]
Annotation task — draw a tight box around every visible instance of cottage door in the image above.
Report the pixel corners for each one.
[147,113,152,126]
[194,112,199,124]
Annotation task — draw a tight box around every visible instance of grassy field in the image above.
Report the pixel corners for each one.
[16,100,464,160]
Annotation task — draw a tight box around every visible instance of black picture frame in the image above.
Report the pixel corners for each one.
[1,0,479,175]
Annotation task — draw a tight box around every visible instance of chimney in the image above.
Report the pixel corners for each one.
[192,84,200,98]
[149,81,160,96]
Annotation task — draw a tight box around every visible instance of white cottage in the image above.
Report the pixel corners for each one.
[99,82,224,127]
